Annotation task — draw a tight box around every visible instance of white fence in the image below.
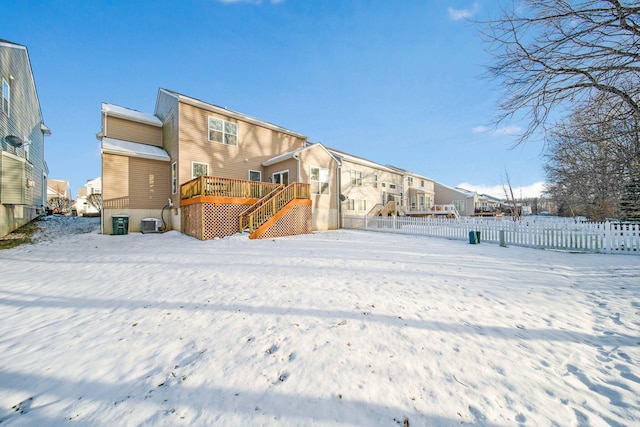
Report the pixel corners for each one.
[342,215,640,255]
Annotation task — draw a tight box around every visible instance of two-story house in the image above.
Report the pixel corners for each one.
[328,148,404,217]
[99,89,340,238]
[0,39,51,237]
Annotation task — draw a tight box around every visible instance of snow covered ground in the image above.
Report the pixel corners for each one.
[1,215,639,426]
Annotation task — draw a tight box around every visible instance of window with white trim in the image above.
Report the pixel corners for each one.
[192,162,208,178]
[420,180,425,187]
[208,116,238,145]
[249,170,261,182]
[171,162,177,194]
[389,184,397,190]
[2,78,10,116]
[453,200,464,212]
[351,170,362,186]
[346,199,367,211]
[407,177,413,185]
[372,173,378,188]
[310,166,329,195]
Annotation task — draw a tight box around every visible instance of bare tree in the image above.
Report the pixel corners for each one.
[502,171,522,220]
[544,94,633,220]
[86,193,102,211]
[481,0,640,143]
[48,197,72,214]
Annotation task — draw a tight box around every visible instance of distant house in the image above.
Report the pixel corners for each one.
[75,177,101,216]
[47,179,71,200]
[328,148,404,217]
[433,182,478,217]
[0,39,51,237]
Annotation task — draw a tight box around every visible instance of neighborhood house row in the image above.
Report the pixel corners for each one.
[0,38,486,238]
[97,89,481,237]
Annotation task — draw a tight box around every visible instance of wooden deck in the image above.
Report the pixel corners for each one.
[180,176,311,240]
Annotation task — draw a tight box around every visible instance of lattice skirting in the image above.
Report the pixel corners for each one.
[251,202,312,239]
[182,200,251,240]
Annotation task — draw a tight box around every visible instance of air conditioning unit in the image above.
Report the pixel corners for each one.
[141,218,162,233]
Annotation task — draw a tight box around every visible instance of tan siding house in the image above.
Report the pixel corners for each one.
[100,103,170,234]
[329,149,404,217]
[100,89,341,236]
[433,182,478,217]
[263,143,340,230]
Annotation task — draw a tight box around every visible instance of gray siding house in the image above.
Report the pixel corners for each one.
[0,39,51,237]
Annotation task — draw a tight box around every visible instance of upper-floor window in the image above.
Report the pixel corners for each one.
[208,116,238,146]
[2,78,10,116]
[421,180,425,187]
[351,170,363,186]
[407,177,413,185]
[310,166,329,195]
[192,161,209,178]
[372,173,378,189]
[389,184,397,190]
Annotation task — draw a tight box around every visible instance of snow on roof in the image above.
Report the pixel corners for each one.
[101,137,170,162]
[102,103,163,127]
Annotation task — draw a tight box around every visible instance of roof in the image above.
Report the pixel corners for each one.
[385,164,434,182]
[101,137,170,162]
[326,147,397,173]
[262,142,339,167]
[102,103,163,127]
[157,89,307,140]
[0,39,25,49]
[434,181,476,197]
[0,40,49,135]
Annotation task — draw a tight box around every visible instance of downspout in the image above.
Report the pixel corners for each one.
[293,152,301,183]
[101,110,106,234]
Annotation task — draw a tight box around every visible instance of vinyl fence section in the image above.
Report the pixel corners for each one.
[342,215,639,255]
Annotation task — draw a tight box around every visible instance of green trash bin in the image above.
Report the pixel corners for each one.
[469,230,480,244]
[112,214,129,235]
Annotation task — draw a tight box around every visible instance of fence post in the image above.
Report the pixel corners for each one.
[605,221,611,254]
[364,215,368,230]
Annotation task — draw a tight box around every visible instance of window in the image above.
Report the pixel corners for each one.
[407,177,413,185]
[208,116,238,145]
[171,162,177,194]
[2,78,9,116]
[272,170,289,185]
[346,199,367,211]
[351,170,363,186]
[372,173,378,189]
[453,200,464,212]
[192,162,208,178]
[421,180,425,188]
[310,166,329,195]
[389,184,397,190]
[249,170,261,182]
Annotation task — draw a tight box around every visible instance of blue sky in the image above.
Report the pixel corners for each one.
[2,0,546,198]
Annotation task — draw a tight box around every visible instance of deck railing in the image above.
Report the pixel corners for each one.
[238,184,284,231]
[181,176,281,200]
[241,182,310,233]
